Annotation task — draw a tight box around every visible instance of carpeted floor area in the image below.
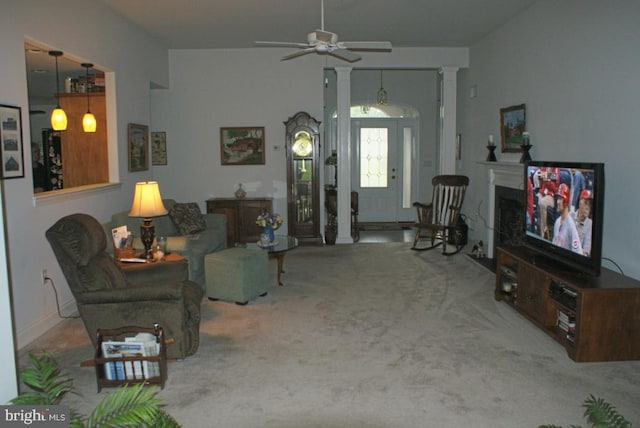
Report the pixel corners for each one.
[19,243,640,427]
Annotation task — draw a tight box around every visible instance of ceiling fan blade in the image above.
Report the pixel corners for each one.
[339,41,393,51]
[328,49,361,63]
[255,41,309,48]
[281,48,316,61]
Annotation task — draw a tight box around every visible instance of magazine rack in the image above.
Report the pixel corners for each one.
[94,325,167,392]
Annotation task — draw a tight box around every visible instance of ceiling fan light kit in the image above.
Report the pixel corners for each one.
[377,70,388,105]
[255,0,392,62]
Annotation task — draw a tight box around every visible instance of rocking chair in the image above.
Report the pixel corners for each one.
[411,175,469,255]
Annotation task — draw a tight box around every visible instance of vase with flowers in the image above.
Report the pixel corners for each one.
[256,211,283,245]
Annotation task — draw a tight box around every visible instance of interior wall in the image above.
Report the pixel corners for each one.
[150,49,467,230]
[0,0,169,353]
[456,0,640,279]
[150,49,325,226]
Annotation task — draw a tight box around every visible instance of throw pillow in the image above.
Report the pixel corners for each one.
[169,202,206,235]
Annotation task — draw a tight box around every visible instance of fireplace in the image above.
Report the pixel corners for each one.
[482,161,524,260]
[493,185,524,255]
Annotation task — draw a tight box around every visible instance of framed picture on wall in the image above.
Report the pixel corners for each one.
[128,123,149,171]
[151,131,167,166]
[220,126,265,165]
[500,104,526,153]
[0,104,24,179]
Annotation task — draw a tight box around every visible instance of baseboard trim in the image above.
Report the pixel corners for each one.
[17,300,78,350]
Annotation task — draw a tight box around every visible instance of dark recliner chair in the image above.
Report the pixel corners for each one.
[46,213,203,359]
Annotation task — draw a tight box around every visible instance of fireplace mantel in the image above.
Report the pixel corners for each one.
[479,161,525,258]
[478,161,524,189]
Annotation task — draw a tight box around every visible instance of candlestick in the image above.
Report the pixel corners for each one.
[486,145,497,162]
[520,143,532,164]
[520,131,532,163]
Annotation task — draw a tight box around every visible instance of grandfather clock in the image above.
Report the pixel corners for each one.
[284,112,321,243]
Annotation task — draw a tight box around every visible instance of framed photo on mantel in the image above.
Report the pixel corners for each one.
[500,104,526,153]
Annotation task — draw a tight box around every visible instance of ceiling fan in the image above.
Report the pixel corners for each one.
[254,0,392,62]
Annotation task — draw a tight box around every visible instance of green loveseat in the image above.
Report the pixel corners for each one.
[107,199,227,288]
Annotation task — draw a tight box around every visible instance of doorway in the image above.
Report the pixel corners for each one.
[351,118,415,222]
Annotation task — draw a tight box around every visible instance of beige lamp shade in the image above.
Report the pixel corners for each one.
[128,181,168,218]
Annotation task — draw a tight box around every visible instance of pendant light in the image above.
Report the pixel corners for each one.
[49,50,67,131]
[81,62,97,133]
[376,70,387,105]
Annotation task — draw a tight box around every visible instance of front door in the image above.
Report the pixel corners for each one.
[352,120,414,222]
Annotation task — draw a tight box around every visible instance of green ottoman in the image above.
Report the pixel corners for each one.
[205,248,269,305]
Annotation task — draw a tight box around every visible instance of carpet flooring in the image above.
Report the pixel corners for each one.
[19,243,640,427]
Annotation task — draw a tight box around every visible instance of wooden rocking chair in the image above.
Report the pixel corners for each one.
[411,175,469,255]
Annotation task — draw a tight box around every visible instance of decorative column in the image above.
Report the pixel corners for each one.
[438,67,459,174]
[335,66,353,244]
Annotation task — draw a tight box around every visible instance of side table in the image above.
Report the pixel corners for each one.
[118,253,189,284]
[247,235,298,285]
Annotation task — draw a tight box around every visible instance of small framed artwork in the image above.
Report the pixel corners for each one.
[500,104,526,153]
[0,104,24,179]
[128,123,149,171]
[151,131,167,166]
[220,126,265,165]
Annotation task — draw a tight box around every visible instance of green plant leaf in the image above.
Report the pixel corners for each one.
[11,352,73,406]
[86,383,164,427]
[583,395,632,428]
[13,351,180,427]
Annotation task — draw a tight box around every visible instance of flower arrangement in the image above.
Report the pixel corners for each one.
[256,212,283,230]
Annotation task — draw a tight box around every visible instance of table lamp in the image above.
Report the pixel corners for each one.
[128,181,168,260]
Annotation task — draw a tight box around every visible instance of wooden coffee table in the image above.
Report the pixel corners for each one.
[247,235,298,285]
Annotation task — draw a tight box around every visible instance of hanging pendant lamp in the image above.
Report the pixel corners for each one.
[49,51,67,131]
[377,70,387,105]
[81,63,97,133]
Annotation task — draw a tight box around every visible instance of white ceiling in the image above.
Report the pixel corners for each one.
[97,0,539,50]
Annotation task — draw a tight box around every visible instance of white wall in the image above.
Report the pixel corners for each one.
[0,184,17,402]
[151,48,467,229]
[150,49,323,222]
[457,0,640,279]
[0,0,169,372]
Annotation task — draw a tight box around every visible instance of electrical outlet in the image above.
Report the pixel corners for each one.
[42,269,48,284]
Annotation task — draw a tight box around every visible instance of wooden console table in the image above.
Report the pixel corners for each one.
[206,197,272,246]
[495,245,640,362]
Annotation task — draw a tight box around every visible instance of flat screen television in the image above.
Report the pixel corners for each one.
[524,161,605,276]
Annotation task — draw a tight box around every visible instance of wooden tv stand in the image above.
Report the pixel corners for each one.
[495,245,640,362]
